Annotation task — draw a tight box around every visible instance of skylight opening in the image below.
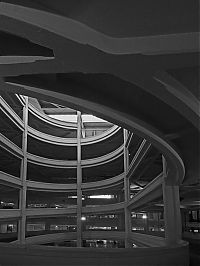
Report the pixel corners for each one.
[82,114,107,123]
[49,114,108,123]
[49,114,77,123]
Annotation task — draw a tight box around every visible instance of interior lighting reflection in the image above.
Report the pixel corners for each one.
[89,195,114,199]
[142,213,147,219]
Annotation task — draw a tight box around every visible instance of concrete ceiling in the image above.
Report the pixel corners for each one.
[0,1,199,188]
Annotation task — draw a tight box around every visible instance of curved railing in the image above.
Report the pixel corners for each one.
[0,202,125,219]
[82,173,124,191]
[82,145,123,168]
[82,202,125,214]
[0,133,23,158]
[27,153,77,168]
[28,126,77,145]
[0,171,22,187]
[0,115,123,171]
[26,180,76,191]
[10,231,182,248]
[5,82,184,185]
[26,207,77,217]
[25,144,123,168]
[0,209,21,219]
[23,95,121,145]
[26,172,124,192]
[0,168,124,192]
[0,241,189,265]
[12,232,77,245]
[28,124,120,146]
[27,99,77,130]
[28,99,121,145]
[0,95,123,165]
[0,90,184,251]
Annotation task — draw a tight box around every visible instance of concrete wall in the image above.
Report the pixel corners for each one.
[0,242,189,266]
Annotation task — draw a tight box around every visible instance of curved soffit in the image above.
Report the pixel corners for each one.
[0,3,198,55]
[0,3,195,185]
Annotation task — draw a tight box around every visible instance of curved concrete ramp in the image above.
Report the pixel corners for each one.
[0,242,189,266]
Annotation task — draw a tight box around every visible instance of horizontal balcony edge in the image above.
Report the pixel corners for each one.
[26,207,77,217]
[0,133,23,158]
[0,170,124,191]
[0,209,21,219]
[26,145,123,168]
[82,202,125,214]
[28,100,77,129]
[0,171,22,187]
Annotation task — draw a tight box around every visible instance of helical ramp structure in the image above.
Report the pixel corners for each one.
[0,1,199,266]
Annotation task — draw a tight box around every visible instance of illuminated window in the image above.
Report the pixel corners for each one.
[88,195,114,199]
[27,224,45,231]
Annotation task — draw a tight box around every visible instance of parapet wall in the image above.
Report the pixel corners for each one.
[0,241,189,266]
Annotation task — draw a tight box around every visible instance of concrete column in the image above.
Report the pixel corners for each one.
[123,129,132,248]
[45,219,51,232]
[118,212,125,231]
[18,96,28,244]
[76,111,82,247]
[162,156,182,245]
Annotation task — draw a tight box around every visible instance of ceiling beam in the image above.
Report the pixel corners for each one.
[154,70,199,117]
[42,107,77,115]
[0,3,198,55]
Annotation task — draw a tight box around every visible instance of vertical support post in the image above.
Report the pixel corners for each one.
[76,111,82,247]
[162,156,182,245]
[45,219,51,232]
[123,129,132,248]
[18,96,28,244]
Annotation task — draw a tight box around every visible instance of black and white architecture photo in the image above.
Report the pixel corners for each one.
[0,1,199,265]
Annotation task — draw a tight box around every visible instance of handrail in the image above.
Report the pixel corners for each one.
[26,145,123,168]
[0,96,24,130]
[82,145,124,167]
[0,203,125,220]
[130,232,166,247]
[82,173,124,191]
[26,173,124,191]
[128,173,163,210]
[0,170,123,192]
[12,231,125,245]
[0,133,23,158]
[28,125,120,147]
[26,180,77,191]
[24,95,121,145]
[26,207,77,217]
[27,98,78,129]
[82,202,125,214]
[27,153,77,168]
[28,126,77,145]
[0,209,21,219]
[12,232,77,244]
[82,231,125,240]
[0,171,22,187]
